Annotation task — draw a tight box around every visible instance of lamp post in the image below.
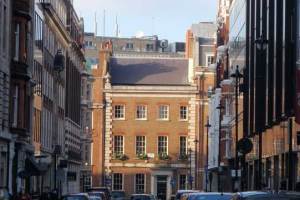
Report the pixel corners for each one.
[188,148,193,189]
[205,119,211,192]
[254,35,268,190]
[216,103,224,192]
[230,65,243,191]
[194,139,199,189]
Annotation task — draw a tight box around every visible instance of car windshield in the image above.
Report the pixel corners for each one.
[131,195,152,200]
[63,195,87,200]
[194,195,232,200]
[112,192,125,198]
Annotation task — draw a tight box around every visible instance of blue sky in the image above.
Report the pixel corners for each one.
[73,0,217,42]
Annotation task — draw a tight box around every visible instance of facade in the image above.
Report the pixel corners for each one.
[92,45,199,199]
[32,0,86,195]
[185,22,216,190]
[0,0,13,193]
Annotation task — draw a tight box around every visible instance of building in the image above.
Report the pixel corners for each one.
[92,44,199,199]
[0,0,13,193]
[32,0,86,195]
[185,22,217,190]
[9,0,36,194]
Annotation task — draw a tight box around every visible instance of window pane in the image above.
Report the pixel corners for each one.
[159,105,169,119]
[113,173,123,190]
[114,105,125,119]
[158,136,167,154]
[136,136,146,155]
[136,105,146,119]
[180,136,187,155]
[114,135,124,155]
[180,106,187,120]
[135,174,145,193]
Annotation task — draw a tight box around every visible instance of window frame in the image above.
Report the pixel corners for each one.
[158,105,169,120]
[135,173,146,194]
[113,135,124,155]
[135,136,146,156]
[206,53,215,67]
[114,104,125,120]
[157,136,168,155]
[179,105,188,121]
[112,173,123,191]
[179,136,187,156]
[136,105,147,120]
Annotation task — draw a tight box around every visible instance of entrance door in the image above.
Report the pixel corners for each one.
[157,176,167,200]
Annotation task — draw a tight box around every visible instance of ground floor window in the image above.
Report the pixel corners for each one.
[135,173,145,193]
[179,174,187,190]
[113,173,123,190]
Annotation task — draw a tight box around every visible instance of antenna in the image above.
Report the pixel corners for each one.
[115,14,119,37]
[94,12,97,36]
[103,9,106,37]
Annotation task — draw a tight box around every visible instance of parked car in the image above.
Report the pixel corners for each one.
[231,191,300,200]
[175,190,199,200]
[130,194,157,200]
[87,187,111,200]
[187,192,233,200]
[111,191,126,200]
[61,193,90,200]
[89,196,102,200]
[88,192,107,200]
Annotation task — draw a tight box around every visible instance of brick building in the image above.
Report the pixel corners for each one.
[92,45,199,199]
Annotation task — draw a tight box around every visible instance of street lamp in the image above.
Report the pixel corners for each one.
[194,139,199,189]
[205,118,211,192]
[230,65,243,191]
[254,35,268,190]
[216,103,224,192]
[188,148,193,189]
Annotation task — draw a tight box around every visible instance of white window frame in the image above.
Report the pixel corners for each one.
[134,173,146,194]
[157,136,168,155]
[179,105,188,121]
[158,105,169,120]
[14,22,20,61]
[135,136,146,156]
[178,174,188,190]
[113,135,124,155]
[112,173,123,191]
[179,136,187,155]
[206,54,215,67]
[136,105,147,120]
[114,105,125,120]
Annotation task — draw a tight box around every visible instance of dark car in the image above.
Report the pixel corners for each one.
[130,194,157,200]
[61,193,90,200]
[175,190,199,200]
[231,191,300,200]
[111,191,126,200]
[88,192,107,200]
[87,187,111,200]
[187,192,233,200]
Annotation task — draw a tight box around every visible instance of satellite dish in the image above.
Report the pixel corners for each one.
[160,39,168,48]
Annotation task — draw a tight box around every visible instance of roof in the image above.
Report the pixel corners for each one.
[109,57,189,85]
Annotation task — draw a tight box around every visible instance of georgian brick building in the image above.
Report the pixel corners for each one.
[92,45,199,199]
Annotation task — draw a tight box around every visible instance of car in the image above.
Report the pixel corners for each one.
[130,194,157,200]
[88,192,107,200]
[89,196,102,200]
[231,191,300,200]
[187,192,233,200]
[175,190,199,200]
[87,187,111,200]
[0,188,11,200]
[111,191,126,200]
[61,193,90,200]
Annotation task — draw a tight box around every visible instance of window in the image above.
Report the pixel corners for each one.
[136,105,147,119]
[11,85,19,128]
[14,23,20,61]
[113,135,124,155]
[158,136,168,155]
[146,44,154,51]
[2,1,7,52]
[113,173,123,190]
[206,55,215,66]
[114,105,125,119]
[135,174,145,193]
[158,105,169,120]
[179,174,187,190]
[126,43,133,49]
[136,136,146,156]
[179,136,187,156]
[180,106,188,120]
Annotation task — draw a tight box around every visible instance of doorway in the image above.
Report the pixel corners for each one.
[156,176,167,200]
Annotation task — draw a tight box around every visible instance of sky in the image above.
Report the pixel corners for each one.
[73,0,218,42]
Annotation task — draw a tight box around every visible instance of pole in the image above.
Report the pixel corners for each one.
[258,131,262,190]
[217,103,223,192]
[205,119,211,192]
[54,153,57,191]
[189,148,192,189]
[235,67,239,191]
[288,118,293,190]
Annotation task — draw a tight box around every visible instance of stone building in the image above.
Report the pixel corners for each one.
[92,44,199,199]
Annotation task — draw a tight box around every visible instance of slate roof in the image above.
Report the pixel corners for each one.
[109,57,189,85]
